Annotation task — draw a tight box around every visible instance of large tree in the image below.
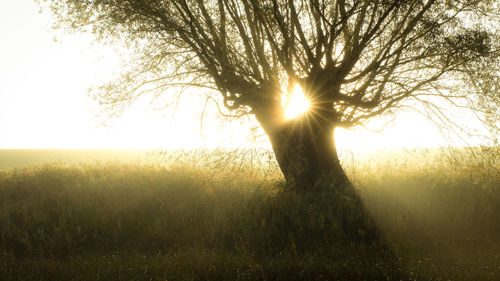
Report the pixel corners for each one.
[46,1,498,195]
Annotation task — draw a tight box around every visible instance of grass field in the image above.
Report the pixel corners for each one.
[0,147,499,280]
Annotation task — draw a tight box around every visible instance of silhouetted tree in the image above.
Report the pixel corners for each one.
[44,0,499,239]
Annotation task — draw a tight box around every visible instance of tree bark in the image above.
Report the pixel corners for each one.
[270,121,349,192]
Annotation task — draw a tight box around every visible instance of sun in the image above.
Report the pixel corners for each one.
[282,84,311,119]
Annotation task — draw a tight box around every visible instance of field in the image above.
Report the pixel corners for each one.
[0,147,499,280]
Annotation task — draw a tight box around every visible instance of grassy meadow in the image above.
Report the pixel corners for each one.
[0,147,499,280]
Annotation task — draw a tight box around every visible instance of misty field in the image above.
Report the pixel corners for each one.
[0,148,499,280]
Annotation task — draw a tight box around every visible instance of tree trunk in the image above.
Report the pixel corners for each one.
[270,120,348,192]
[254,105,380,243]
[254,102,349,191]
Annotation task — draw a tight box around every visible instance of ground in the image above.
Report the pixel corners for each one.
[0,148,499,280]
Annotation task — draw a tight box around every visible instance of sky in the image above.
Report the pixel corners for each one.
[0,0,462,150]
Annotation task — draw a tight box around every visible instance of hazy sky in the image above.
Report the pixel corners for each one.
[0,0,456,150]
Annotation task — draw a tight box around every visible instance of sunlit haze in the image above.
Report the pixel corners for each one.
[0,1,475,151]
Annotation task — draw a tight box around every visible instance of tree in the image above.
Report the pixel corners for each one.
[44,0,499,238]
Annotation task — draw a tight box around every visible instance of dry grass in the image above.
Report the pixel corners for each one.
[0,147,498,280]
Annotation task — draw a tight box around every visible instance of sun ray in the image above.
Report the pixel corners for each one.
[282,84,310,120]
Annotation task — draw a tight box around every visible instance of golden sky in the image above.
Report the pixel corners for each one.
[0,0,459,150]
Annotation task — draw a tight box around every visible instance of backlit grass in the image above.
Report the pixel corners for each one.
[0,148,498,280]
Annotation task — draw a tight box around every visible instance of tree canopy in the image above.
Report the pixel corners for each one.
[45,0,499,134]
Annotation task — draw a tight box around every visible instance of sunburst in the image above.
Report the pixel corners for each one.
[282,84,311,120]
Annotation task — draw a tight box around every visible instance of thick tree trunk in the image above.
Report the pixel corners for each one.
[269,120,348,192]
[254,102,349,191]
[254,104,379,243]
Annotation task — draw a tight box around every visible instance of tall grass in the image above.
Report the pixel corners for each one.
[0,148,498,280]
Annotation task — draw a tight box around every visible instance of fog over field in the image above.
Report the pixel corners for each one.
[1,0,498,280]
[0,148,499,280]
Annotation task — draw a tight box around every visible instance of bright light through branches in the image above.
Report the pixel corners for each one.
[282,84,310,120]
